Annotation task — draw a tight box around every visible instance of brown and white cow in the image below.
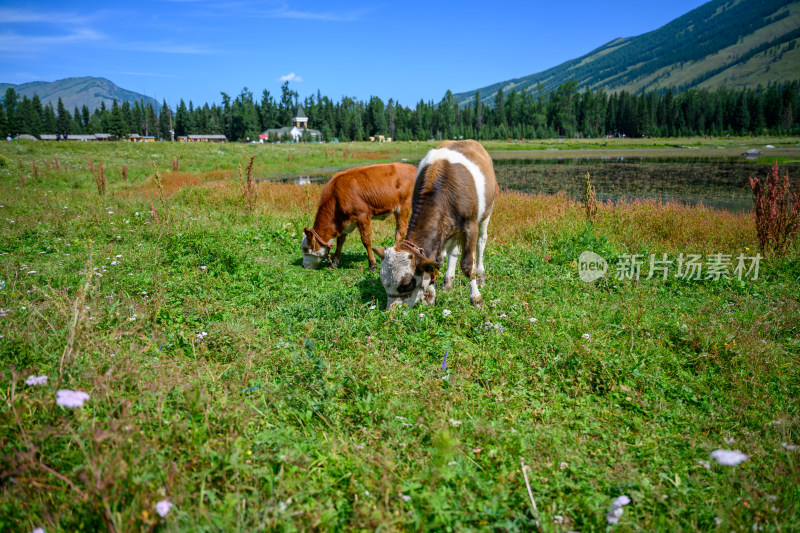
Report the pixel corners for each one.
[373,140,498,308]
[302,162,416,271]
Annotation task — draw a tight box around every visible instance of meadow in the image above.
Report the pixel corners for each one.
[0,138,798,532]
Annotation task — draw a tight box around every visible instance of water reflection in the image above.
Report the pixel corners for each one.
[258,157,799,213]
[493,157,799,213]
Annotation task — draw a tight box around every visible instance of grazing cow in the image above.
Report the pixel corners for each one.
[302,162,416,271]
[374,140,498,308]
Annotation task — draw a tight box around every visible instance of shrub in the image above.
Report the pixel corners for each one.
[749,162,800,257]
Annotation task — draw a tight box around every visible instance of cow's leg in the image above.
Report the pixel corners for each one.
[442,237,460,291]
[393,204,410,245]
[460,222,482,306]
[475,214,491,286]
[356,217,376,271]
[331,234,346,268]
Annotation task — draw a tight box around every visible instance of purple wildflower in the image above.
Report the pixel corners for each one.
[155,499,173,517]
[56,389,90,408]
[25,375,48,386]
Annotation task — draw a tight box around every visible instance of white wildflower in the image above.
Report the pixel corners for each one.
[606,495,631,524]
[781,442,797,451]
[25,375,48,386]
[155,499,173,517]
[710,449,749,466]
[443,309,451,317]
[399,493,411,502]
[448,418,462,427]
[56,389,90,408]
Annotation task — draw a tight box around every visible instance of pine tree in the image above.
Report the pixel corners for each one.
[43,104,57,134]
[159,100,172,140]
[82,105,90,131]
[56,97,71,134]
[110,100,129,138]
[4,88,19,135]
[174,99,191,137]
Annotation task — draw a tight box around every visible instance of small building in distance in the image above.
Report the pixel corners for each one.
[179,134,227,143]
[260,105,321,142]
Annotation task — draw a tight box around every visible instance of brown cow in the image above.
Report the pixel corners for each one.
[302,162,416,271]
[373,140,498,308]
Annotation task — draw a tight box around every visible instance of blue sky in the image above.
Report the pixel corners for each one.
[1,0,709,107]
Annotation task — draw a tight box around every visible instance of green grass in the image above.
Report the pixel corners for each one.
[0,140,799,532]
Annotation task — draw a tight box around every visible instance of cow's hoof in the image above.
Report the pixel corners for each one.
[470,295,483,307]
[368,264,377,273]
[441,279,454,291]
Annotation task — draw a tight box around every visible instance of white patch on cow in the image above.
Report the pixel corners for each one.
[417,147,487,220]
[476,214,491,279]
[443,237,460,287]
[300,233,330,269]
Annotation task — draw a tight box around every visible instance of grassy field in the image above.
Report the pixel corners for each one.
[0,139,798,532]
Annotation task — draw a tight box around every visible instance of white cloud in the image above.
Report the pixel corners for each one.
[278,72,303,82]
[0,29,104,53]
[114,42,217,55]
[112,71,178,78]
[262,5,371,21]
[0,8,92,25]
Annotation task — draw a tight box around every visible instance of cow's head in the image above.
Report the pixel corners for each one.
[301,228,332,269]
[373,246,440,309]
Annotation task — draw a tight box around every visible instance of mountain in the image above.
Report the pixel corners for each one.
[0,77,160,112]
[454,0,800,106]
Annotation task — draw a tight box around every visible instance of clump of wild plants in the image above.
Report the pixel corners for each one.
[749,162,800,257]
[583,171,598,222]
[121,164,128,181]
[172,155,180,171]
[150,160,168,225]
[240,154,258,212]
[92,161,106,196]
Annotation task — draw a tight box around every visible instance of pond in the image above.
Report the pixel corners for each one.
[493,156,800,213]
[260,154,800,213]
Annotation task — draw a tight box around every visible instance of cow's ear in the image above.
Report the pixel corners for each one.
[372,247,386,260]
[415,257,440,275]
[303,228,314,243]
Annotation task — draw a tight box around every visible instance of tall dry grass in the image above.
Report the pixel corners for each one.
[138,175,757,255]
